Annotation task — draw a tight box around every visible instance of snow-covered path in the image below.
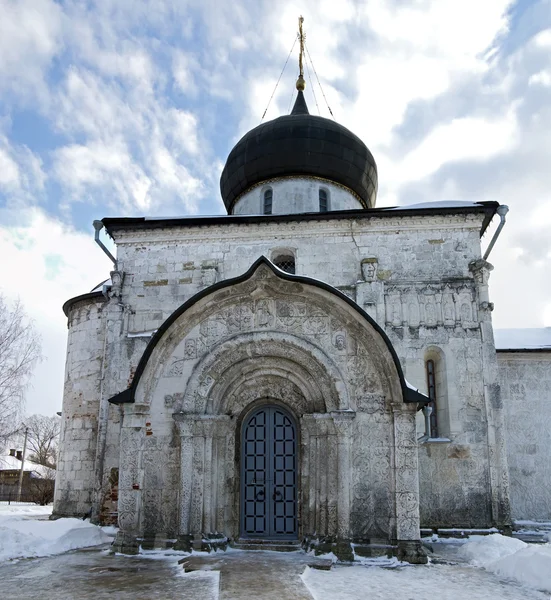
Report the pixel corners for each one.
[0,548,219,600]
[1,508,549,600]
[303,563,549,600]
[0,545,549,599]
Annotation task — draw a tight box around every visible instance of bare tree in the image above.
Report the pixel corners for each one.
[25,414,60,468]
[26,466,56,505]
[0,293,42,444]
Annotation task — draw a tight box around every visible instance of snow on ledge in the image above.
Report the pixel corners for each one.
[387,201,484,210]
[127,330,158,338]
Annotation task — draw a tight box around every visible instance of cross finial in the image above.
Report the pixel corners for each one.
[296,16,306,91]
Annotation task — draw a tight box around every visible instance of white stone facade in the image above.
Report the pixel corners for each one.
[498,351,551,521]
[53,204,523,561]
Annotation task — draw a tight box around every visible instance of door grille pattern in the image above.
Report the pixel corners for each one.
[241,406,297,539]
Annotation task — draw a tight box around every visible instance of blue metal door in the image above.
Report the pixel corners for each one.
[241,406,297,539]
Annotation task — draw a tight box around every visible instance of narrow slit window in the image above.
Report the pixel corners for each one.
[319,189,328,212]
[426,359,438,438]
[263,189,273,215]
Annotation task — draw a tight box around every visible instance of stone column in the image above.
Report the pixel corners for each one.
[173,413,232,551]
[111,403,148,554]
[331,410,356,562]
[470,259,512,532]
[392,405,427,564]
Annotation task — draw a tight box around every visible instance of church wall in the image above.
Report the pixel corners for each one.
[54,297,107,517]
[110,213,486,344]
[110,266,424,556]
[399,331,494,527]
[65,210,501,530]
[499,351,551,521]
[232,178,363,215]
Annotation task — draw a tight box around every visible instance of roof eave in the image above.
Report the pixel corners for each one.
[102,202,499,240]
[62,291,106,317]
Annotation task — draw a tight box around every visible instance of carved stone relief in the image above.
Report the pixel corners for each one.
[384,282,478,329]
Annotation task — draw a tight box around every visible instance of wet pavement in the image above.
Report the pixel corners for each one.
[0,542,547,600]
[188,549,320,599]
[0,545,218,600]
[0,544,323,600]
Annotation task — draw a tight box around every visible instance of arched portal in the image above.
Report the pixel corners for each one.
[241,404,297,540]
[110,257,427,562]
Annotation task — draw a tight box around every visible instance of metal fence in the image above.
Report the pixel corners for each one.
[0,489,38,504]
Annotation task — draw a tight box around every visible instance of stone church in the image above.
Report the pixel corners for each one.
[53,73,551,563]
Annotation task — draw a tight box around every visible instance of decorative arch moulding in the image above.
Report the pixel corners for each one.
[107,256,429,407]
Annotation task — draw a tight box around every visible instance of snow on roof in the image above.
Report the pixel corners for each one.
[0,455,34,472]
[90,278,111,293]
[494,328,551,350]
[387,201,483,210]
[0,455,54,478]
[405,379,429,397]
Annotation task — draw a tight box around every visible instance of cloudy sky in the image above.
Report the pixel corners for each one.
[0,0,550,418]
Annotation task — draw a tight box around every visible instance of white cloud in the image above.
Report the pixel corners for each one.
[172,51,200,97]
[169,110,200,156]
[0,134,46,206]
[0,148,20,188]
[0,0,63,103]
[393,110,519,184]
[0,207,113,415]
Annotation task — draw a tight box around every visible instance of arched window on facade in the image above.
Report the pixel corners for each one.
[319,188,328,212]
[273,253,296,274]
[423,347,450,439]
[425,359,438,438]
[263,189,273,215]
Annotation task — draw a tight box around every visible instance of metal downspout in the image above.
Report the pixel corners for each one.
[483,205,509,261]
[93,220,116,267]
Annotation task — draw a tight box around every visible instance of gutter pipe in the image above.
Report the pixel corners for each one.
[482,205,509,261]
[93,220,117,267]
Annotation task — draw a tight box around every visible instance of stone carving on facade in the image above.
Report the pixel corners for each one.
[109,270,124,298]
[255,299,274,328]
[167,358,184,377]
[275,300,307,329]
[361,258,378,281]
[355,393,386,414]
[183,338,196,359]
[197,375,215,398]
[303,311,329,335]
[201,266,217,287]
[384,281,479,329]
[391,295,402,326]
[333,331,347,353]
[407,295,420,328]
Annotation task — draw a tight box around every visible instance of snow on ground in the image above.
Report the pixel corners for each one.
[304,535,551,599]
[0,503,112,562]
[457,534,527,567]
[0,504,53,518]
[302,562,549,600]
[458,534,551,593]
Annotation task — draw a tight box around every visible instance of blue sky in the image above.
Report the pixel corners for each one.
[0,0,550,416]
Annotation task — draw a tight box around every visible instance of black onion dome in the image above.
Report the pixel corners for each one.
[220,92,378,212]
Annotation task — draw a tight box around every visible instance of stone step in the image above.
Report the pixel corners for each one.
[231,539,302,552]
